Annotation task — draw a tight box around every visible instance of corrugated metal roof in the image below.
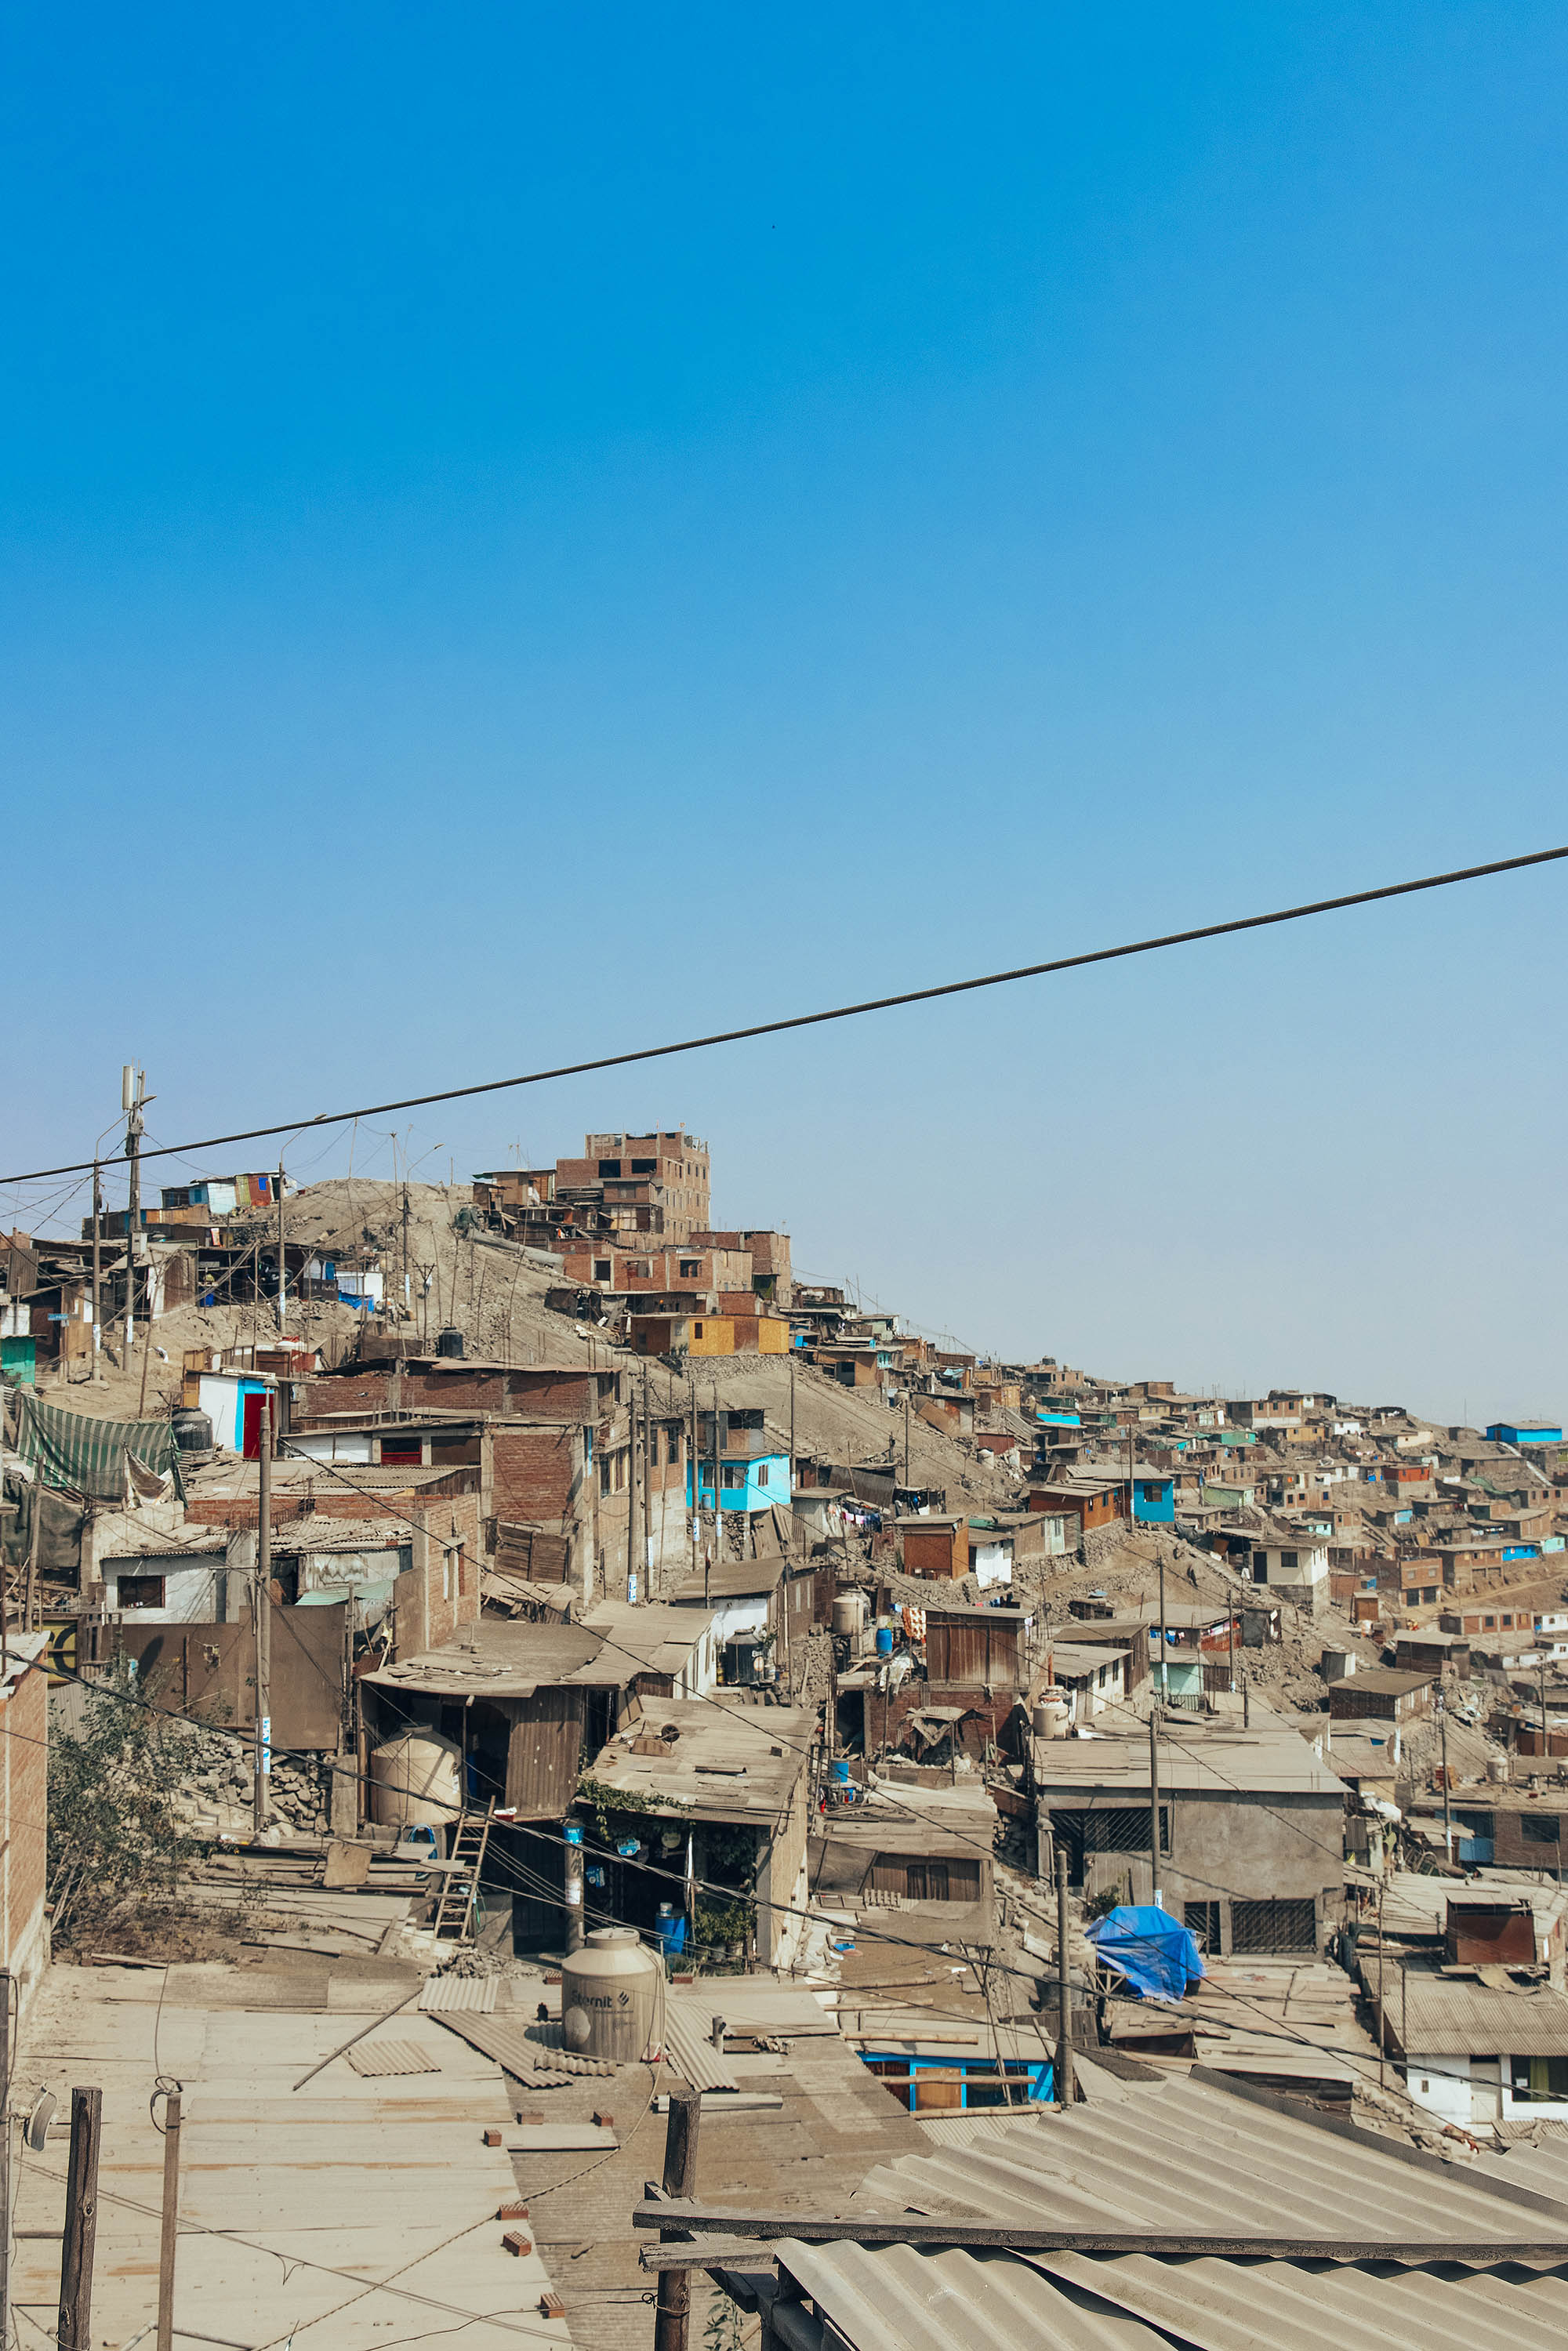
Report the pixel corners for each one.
[854,2076,1568,2244]
[419,1973,501,2013]
[659,1996,739,2092]
[767,2236,1568,2351]
[343,2036,440,2076]
[1395,1975,1568,2057]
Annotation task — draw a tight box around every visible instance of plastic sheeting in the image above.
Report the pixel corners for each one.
[1086,1905,1203,2003]
[8,1391,185,1502]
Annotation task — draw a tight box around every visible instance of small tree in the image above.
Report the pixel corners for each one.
[702,2290,744,2351]
[49,1660,204,1943]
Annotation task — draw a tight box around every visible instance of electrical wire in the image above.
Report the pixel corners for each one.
[5,842,1565,1185]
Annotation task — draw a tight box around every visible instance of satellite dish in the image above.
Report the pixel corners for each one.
[24,2090,56,2152]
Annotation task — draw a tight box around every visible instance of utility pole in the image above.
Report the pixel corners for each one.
[626,1380,639,1602]
[1227,1605,1236,1696]
[688,1369,699,1584]
[1375,1876,1387,2092]
[652,2084,702,2351]
[1054,1851,1074,2109]
[707,1379,721,1605]
[1541,1656,1551,1760]
[155,2088,182,2351]
[122,1065,144,1352]
[253,1392,272,1837]
[1148,1711,1162,1905]
[90,1163,102,1383]
[643,1373,655,1599]
[1157,1553,1168,1702]
[903,1388,910,1486]
[1439,1700,1452,1862]
[0,1969,10,2349]
[56,2085,101,2351]
[275,1164,287,1334]
[562,1823,585,1955]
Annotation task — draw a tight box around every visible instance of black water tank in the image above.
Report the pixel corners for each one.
[436,1326,465,1359]
[171,1406,214,1459]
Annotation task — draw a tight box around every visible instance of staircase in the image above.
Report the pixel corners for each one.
[430,1804,494,1943]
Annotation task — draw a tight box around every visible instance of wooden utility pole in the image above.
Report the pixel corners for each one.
[1148,1711,1162,1903]
[652,2084,702,2351]
[155,2088,182,2351]
[123,1065,143,1352]
[1541,1657,1551,1759]
[56,2085,101,2351]
[626,1380,639,1602]
[1227,1606,1236,1695]
[688,1369,699,1584]
[707,1380,721,1606]
[644,1373,655,1598]
[1439,1700,1452,1861]
[903,1388,910,1486]
[275,1165,287,1334]
[253,1393,272,1837]
[1157,1554,1168,1702]
[89,1161,102,1382]
[1376,1877,1387,2092]
[0,1969,10,2348]
[1054,1851,1074,2109]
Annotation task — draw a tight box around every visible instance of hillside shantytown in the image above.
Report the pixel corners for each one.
[5,1113,1568,2349]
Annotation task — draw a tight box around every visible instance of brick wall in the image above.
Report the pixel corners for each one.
[492,1427,583,1524]
[393,1488,483,1654]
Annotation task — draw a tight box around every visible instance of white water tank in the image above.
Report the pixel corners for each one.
[369,1729,463,1827]
[831,1592,866,1639]
[1032,1689,1070,1739]
[561,1928,662,2063]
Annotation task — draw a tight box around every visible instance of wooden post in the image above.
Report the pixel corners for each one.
[1376,1877,1386,2092]
[1148,1711,1162,1903]
[1054,1850,1074,2109]
[688,1370,699,1584]
[155,2089,182,2351]
[653,2084,702,2351]
[57,2086,101,2351]
[90,1160,102,1382]
[1157,1553,1168,1703]
[0,1970,10,2350]
[254,1391,272,1837]
[1439,1700,1452,1860]
[626,1379,638,1602]
[276,1164,287,1334]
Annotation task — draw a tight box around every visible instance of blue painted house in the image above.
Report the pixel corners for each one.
[1132,1473,1175,1524]
[688,1450,789,1513]
[1487,1420,1563,1446]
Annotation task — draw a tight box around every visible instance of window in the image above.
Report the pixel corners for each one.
[597,1159,622,1177]
[1484,1616,1496,1629]
[632,1158,656,1174]
[1521,1814,1562,1845]
[1280,1551,1298,1571]
[721,1464,743,1489]
[1230,1898,1316,1955]
[116,1574,165,1610]
[593,1260,612,1281]
[680,1260,700,1278]
[380,1438,422,1465]
[1512,2056,1568,2102]
[757,1464,769,1486]
[666,1428,682,1464]
[1184,1900,1221,1952]
[694,1321,705,1338]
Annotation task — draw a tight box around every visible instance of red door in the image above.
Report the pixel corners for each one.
[242,1389,267,1460]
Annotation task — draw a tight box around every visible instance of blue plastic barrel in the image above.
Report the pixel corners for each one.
[830,1758,851,1784]
[875,1625,895,1656]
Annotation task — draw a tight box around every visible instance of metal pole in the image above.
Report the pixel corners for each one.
[275,1165,286,1334]
[253,1392,272,1837]
[904,1388,910,1486]
[626,1377,638,1602]
[56,2086,101,2351]
[1542,1658,1551,1759]
[1227,1605,1236,1695]
[688,1369,699,1584]
[90,1161,102,1382]
[1149,1711,1162,1904]
[652,2084,702,2351]
[155,2089,182,2351]
[1054,1850,1074,2109]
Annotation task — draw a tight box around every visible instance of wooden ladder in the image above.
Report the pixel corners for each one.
[431,1803,494,1943]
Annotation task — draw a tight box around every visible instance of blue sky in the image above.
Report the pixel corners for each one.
[4,5,1566,1422]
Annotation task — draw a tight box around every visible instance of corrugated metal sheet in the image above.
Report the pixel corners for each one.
[767,2237,1568,2351]
[771,2238,1156,2351]
[433,2011,615,2078]
[344,2037,440,2077]
[419,1973,501,2014]
[1396,1975,1568,2056]
[660,1997,739,2092]
[854,2076,1568,2243]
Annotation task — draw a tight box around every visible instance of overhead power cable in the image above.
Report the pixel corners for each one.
[5,841,1565,1184]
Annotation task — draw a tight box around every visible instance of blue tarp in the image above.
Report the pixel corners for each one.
[1085,1904,1203,2003]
